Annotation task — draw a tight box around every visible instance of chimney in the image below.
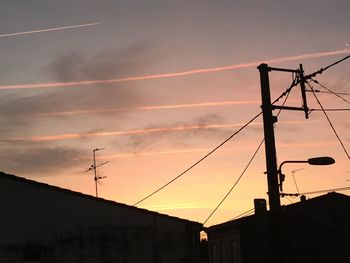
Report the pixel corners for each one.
[254,199,267,215]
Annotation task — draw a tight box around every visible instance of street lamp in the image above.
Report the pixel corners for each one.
[278,156,335,192]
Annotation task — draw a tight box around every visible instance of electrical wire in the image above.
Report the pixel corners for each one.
[311,79,350,105]
[231,208,255,220]
[307,83,350,159]
[272,78,298,105]
[134,55,350,212]
[304,54,350,80]
[285,196,294,204]
[133,111,263,206]
[311,108,350,112]
[202,138,265,226]
[203,87,293,225]
[300,186,350,195]
[213,56,349,224]
[306,89,350,96]
[282,186,350,197]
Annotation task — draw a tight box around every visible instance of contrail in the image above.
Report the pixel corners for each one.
[0,48,349,90]
[36,100,261,116]
[10,120,314,142]
[0,22,102,38]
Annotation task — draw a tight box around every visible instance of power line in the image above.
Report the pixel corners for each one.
[300,186,350,195]
[311,79,350,105]
[304,54,350,80]
[311,108,350,112]
[134,54,349,211]
[133,111,263,206]
[306,89,350,96]
[282,186,350,196]
[203,138,265,226]
[308,83,350,159]
[272,55,350,112]
[203,86,292,225]
[231,207,255,220]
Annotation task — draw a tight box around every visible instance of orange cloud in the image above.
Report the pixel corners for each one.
[1,48,349,90]
[10,120,315,142]
[103,141,337,159]
[36,100,261,116]
[12,123,256,142]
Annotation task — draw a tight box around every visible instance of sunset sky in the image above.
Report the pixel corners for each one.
[0,0,349,226]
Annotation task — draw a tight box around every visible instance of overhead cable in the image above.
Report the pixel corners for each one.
[282,187,350,196]
[133,112,263,206]
[231,208,255,220]
[300,186,350,195]
[306,89,350,96]
[311,108,350,112]
[308,83,350,159]
[304,54,350,80]
[203,88,292,225]
[311,79,350,105]
[202,139,265,226]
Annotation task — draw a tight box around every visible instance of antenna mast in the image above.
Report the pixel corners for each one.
[85,148,109,197]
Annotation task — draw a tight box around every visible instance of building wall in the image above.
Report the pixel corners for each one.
[207,227,241,263]
[0,174,201,263]
[207,193,350,263]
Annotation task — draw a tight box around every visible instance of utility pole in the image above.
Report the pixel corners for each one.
[257,55,350,263]
[258,64,281,211]
[258,63,309,263]
[85,148,109,197]
[258,63,308,211]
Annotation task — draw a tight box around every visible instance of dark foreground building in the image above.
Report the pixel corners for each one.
[206,192,350,263]
[0,171,202,262]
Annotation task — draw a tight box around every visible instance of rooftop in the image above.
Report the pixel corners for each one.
[0,171,202,227]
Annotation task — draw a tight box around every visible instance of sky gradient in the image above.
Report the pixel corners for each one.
[0,0,349,226]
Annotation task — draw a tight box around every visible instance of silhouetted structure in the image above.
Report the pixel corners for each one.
[0,172,202,262]
[206,192,350,263]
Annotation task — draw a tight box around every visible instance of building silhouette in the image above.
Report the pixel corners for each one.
[206,192,350,263]
[0,171,202,262]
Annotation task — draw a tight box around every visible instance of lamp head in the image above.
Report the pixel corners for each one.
[307,156,335,166]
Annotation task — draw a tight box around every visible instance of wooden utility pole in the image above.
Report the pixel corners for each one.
[258,63,308,211]
[258,63,281,211]
[258,63,309,263]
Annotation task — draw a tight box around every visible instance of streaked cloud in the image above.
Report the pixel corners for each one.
[35,100,261,116]
[1,48,349,90]
[103,141,339,159]
[8,120,316,143]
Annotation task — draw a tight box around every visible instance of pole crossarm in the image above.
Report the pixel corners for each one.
[272,105,308,112]
[267,66,300,73]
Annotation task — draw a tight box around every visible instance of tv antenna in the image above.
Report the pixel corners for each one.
[85,148,109,197]
[291,168,305,194]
